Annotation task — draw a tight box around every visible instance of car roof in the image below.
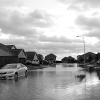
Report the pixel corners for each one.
[7,63,22,64]
[6,63,23,66]
[7,63,17,65]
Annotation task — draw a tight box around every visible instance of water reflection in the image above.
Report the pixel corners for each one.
[96,71,100,80]
[0,63,100,100]
[75,75,86,82]
[62,63,75,67]
[50,63,56,67]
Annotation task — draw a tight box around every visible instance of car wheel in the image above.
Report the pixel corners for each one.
[25,71,28,77]
[14,73,18,81]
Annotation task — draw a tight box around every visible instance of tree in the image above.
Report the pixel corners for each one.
[87,54,93,62]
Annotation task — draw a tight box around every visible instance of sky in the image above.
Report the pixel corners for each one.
[0,0,100,60]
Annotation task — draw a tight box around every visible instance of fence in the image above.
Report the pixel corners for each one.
[0,56,26,68]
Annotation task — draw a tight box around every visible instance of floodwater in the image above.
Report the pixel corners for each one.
[0,63,100,100]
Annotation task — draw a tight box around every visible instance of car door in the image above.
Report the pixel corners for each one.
[20,64,26,76]
[17,64,23,77]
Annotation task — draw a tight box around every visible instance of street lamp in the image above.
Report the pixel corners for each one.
[77,36,86,98]
[76,36,85,67]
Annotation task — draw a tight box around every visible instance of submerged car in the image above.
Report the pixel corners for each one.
[0,63,28,81]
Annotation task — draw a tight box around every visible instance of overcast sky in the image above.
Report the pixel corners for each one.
[0,0,100,60]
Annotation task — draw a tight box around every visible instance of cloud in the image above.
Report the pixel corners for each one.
[1,0,100,60]
[84,29,100,39]
[67,5,82,11]
[32,35,86,55]
[58,0,100,11]
[27,9,54,28]
[75,15,100,39]
[0,33,83,59]
[84,41,100,53]
[38,35,74,43]
[0,8,54,37]
[0,0,24,7]
[76,15,100,30]
[59,0,100,7]
[0,31,99,60]
[0,0,54,38]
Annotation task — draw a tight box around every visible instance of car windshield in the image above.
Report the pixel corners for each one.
[2,64,17,69]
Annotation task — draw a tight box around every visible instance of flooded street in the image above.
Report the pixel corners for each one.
[0,63,100,100]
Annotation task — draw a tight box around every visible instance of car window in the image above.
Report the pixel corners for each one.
[2,64,17,69]
[21,64,25,68]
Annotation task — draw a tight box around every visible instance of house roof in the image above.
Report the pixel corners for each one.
[0,43,14,56]
[26,51,37,60]
[6,45,16,49]
[10,49,27,59]
[26,51,36,57]
[11,49,23,56]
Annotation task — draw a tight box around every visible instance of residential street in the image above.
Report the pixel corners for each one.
[0,63,100,100]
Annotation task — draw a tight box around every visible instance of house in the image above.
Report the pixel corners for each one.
[11,49,27,64]
[26,51,39,61]
[6,45,17,49]
[77,52,96,63]
[0,43,17,68]
[45,53,57,64]
[26,51,40,66]
[6,44,27,64]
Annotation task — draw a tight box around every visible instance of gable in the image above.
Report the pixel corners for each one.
[6,45,16,49]
[26,52,39,61]
[0,43,14,55]
[11,46,16,49]
[0,48,13,56]
[18,50,27,59]
[33,53,38,60]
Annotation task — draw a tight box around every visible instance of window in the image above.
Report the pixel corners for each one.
[2,64,17,69]
[21,64,25,68]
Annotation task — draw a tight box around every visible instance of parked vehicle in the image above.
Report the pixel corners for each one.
[42,60,49,65]
[25,60,32,65]
[31,59,40,65]
[0,63,28,81]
